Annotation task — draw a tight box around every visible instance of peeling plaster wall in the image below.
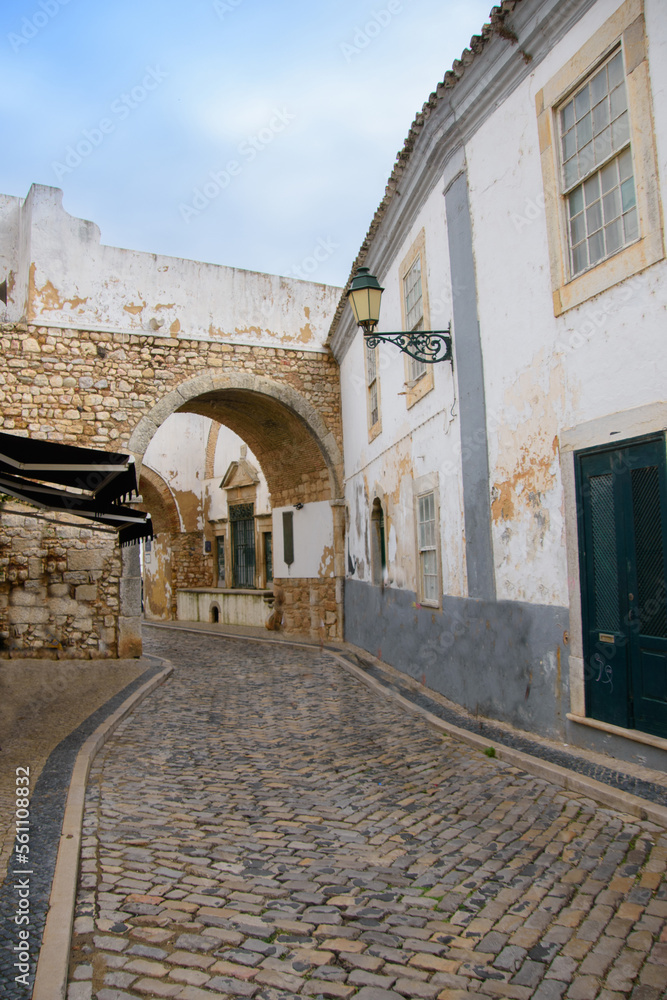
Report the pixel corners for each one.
[142,534,172,621]
[272,501,334,580]
[338,0,667,744]
[0,185,341,349]
[464,0,667,609]
[0,195,21,292]
[340,183,467,601]
[143,413,208,532]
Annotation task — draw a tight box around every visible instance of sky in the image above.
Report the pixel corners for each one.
[3,0,493,288]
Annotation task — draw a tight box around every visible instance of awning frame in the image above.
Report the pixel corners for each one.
[0,432,153,547]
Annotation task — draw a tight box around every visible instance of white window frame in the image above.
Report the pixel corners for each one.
[536,0,663,316]
[399,229,434,408]
[558,45,638,280]
[413,474,442,608]
[403,256,427,384]
[365,340,381,441]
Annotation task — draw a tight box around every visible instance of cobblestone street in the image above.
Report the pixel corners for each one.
[66,627,667,1000]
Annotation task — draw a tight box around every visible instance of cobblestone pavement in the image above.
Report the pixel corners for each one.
[65,628,667,1000]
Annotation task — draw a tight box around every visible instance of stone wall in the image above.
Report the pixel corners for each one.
[171,532,212,591]
[0,504,121,658]
[275,577,340,640]
[170,532,213,616]
[0,324,342,485]
[0,322,344,654]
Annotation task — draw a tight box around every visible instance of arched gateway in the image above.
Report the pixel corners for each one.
[0,185,344,658]
[126,374,346,651]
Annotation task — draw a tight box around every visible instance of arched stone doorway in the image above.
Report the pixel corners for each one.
[124,373,345,651]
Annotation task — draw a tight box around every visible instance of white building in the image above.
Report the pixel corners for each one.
[328,0,667,768]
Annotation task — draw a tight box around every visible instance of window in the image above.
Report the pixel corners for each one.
[403,257,427,384]
[417,491,439,604]
[370,498,386,586]
[559,48,637,278]
[365,341,381,439]
[399,229,434,406]
[282,510,294,566]
[216,534,226,587]
[264,531,273,583]
[230,504,255,588]
[536,1,663,315]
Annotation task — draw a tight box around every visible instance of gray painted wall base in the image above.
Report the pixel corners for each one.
[345,578,570,740]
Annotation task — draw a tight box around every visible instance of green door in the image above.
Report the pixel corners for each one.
[577,437,667,738]
[230,504,256,589]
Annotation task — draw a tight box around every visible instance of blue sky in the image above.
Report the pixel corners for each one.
[3,0,492,287]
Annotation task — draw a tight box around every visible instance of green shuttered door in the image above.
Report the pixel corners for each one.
[577,437,667,738]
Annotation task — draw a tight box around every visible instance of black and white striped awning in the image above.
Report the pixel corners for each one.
[0,432,153,547]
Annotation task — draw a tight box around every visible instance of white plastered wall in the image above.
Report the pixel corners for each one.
[272,501,334,579]
[0,184,341,349]
[464,0,667,610]
[339,182,467,601]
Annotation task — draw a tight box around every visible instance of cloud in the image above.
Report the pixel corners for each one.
[1,0,494,285]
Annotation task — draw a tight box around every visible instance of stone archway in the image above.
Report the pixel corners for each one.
[129,372,344,503]
[127,373,346,646]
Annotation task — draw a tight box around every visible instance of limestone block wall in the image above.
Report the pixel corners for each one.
[0,324,343,498]
[0,318,344,653]
[276,577,340,640]
[0,505,121,658]
[170,532,213,614]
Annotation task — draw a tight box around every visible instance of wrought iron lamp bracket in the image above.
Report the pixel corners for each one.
[364,325,452,365]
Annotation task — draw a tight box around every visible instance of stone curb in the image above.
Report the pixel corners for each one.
[143,619,328,648]
[329,651,667,830]
[31,659,173,1000]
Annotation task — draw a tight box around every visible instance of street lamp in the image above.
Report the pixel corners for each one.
[348,266,452,365]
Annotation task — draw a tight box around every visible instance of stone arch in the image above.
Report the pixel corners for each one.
[127,372,345,642]
[137,465,181,622]
[139,465,182,534]
[128,372,343,506]
[204,422,222,480]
